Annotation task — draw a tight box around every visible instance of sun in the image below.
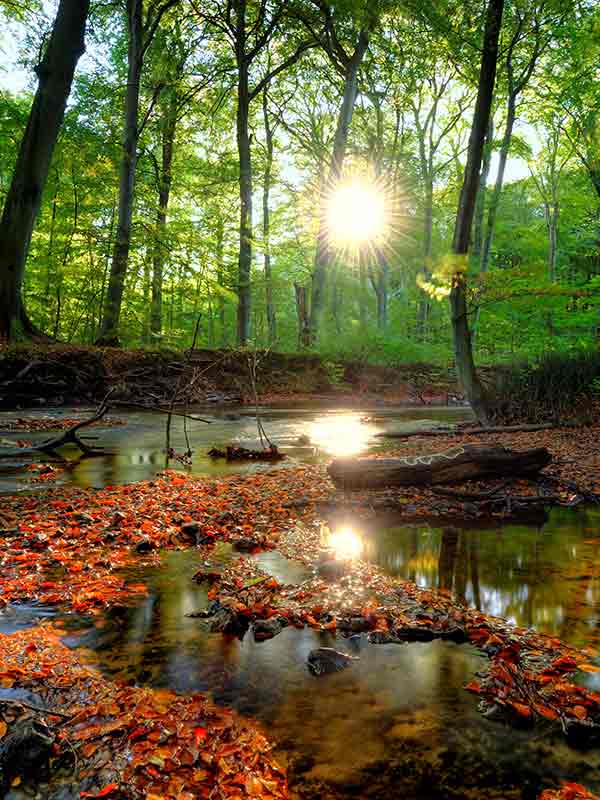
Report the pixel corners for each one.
[326,178,387,250]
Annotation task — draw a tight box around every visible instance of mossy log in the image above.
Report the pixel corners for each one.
[327,445,552,490]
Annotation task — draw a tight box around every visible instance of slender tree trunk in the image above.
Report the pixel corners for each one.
[450,0,504,427]
[150,94,177,339]
[416,176,433,337]
[97,0,143,345]
[215,215,226,345]
[480,95,516,274]
[0,0,90,340]
[294,282,310,349]
[472,116,494,262]
[548,201,559,282]
[309,30,370,344]
[374,248,388,330]
[359,255,368,328]
[235,0,252,346]
[262,89,276,345]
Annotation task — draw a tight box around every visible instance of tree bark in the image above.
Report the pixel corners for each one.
[450,0,504,427]
[97,0,143,346]
[309,29,371,344]
[294,282,310,349]
[0,0,90,340]
[235,0,252,346]
[150,92,177,338]
[328,444,551,490]
[472,116,494,263]
[480,95,516,275]
[262,89,276,345]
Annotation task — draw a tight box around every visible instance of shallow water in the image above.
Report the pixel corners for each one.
[4,404,600,797]
[320,507,600,649]
[64,550,600,799]
[0,404,470,493]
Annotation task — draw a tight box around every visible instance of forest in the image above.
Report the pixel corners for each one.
[3,2,600,800]
[1,0,599,378]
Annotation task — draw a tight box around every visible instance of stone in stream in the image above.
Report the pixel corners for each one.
[233,537,258,552]
[317,559,348,581]
[133,536,155,554]
[252,616,289,641]
[0,718,54,793]
[307,647,358,676]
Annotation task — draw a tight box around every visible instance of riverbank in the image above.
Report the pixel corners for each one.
[0,344,461,409]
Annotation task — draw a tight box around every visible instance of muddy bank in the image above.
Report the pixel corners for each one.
[0,344,463,409]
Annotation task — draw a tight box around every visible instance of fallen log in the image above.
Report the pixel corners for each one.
[376,423,562,440]
[327,444,552,489]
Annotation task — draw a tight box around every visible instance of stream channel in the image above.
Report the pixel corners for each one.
[2,405,600,798]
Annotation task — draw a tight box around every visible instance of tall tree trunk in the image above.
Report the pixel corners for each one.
[309,29,370,344]
[262,89,276,345]
[450,0,505,427]
[372,248,388,331]
[416,176,434,337]
[294,283,310,349]
[215,214,226,345]
[0,0,90,340]
[97,0,143,345]
[150,93,177,339]
[235,0,252,346]
[547,200,559,282]
[479,94,516,275]
[472,116,494,262]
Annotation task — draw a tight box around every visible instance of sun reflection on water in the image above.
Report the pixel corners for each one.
[307,414,376,458]
[321,524,365,560]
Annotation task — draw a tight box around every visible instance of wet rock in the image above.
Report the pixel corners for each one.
[339,617,370,634]
[395,625,436,642]
[180,521,201,544]
[233,537,257,552]
[208,606,249,638]
[440,626,468,643]
[307,647,357,675]
[317,559,347,581]
[0,718,54,792]
[133,537,155,554]
[295,434,311,446]
[368,630,403,644]
[252,616,289,641]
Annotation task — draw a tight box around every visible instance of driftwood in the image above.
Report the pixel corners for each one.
[376,422,568,440]
[207,445,285,462]
[0,394,113,460]
[327,445,552,489]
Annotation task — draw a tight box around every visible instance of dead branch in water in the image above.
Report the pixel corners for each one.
[0,392,114,459]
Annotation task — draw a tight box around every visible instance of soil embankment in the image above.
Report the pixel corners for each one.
[0,344,466,409]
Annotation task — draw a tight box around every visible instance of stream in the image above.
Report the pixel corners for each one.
[2,405,600,798]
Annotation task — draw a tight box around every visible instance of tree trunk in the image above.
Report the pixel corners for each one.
[309,30,370,344]
[150,93,177,339]
[472,116,494,262]
[235,0,252,347]
[548,200,559,282]
[0,0,90,340]
[294,282,310,349]
[375,249,388,331]
[97,0,143,346]
[215,214,226,345]
[328,444,551,490]
[450,0,504,427]
[480,95,516,275]
[262,89,276,345]
[416,176,434,337]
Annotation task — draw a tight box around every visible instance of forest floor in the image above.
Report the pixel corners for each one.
[2,424,600,798]
[0,343,464,409]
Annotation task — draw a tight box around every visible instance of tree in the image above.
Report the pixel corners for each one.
[97,0,179,346]
[450,0,505,426]
[0,0,90,340]
[195,0,315,346]
[304,1,382,344]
